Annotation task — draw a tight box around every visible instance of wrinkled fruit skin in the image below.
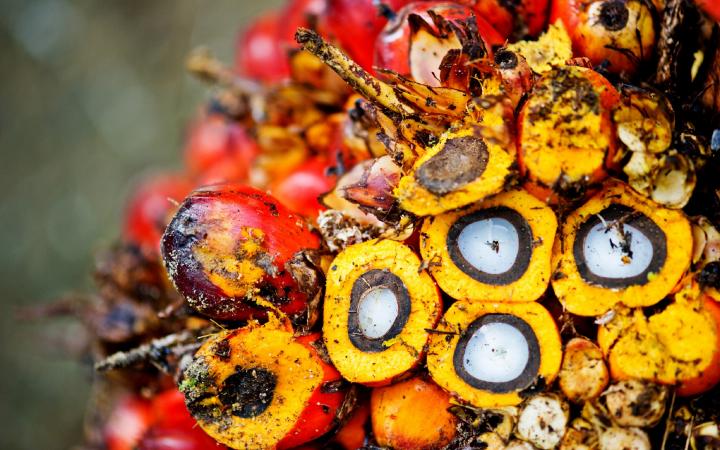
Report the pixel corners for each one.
[161,184,320,321]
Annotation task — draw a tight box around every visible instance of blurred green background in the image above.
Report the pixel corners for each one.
[0,1,282,448]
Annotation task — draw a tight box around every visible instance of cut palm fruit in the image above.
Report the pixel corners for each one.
[517,65,620,203]
[596,281,720,390]
[395,125,516,216]
[323,239,441,386]
[179,317,346,449]
[370,376,457,450]
[427,301,562,407]
[552,179,692,316]
[421,189,557,302]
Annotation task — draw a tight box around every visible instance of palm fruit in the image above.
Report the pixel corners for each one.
[161,184,321,321]
[517,65,621,203]
[67,1,720,449]
[375,2,504,83]
[601,380,668,428]
[550,0,657,75]
[427,301,562,407]
[596,277,720,391]
[420,189,557,301]
[552,179,693,316]
[323,239,441,385]
[516,393,570,449]
[558,337,609,403]
[179,317,346,449]
[370,376,458,449]
[395,122,517,215]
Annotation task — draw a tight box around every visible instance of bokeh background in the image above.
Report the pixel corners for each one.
[0,1,282,448]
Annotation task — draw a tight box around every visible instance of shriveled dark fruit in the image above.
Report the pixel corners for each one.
[516,393,570,449]
[602,380,668,428]
[558,338,609,403]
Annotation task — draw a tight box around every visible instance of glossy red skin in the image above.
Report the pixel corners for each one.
[123,174,194,258]
[277,333,347,449]
[105,396,154,450]
[270,157,336,220]
[184,113,259,185]
[695,0,720,22]
[374,2,505,77]
[457,0,549,37]
[677,297,720,396]
[235,10,290,83]
[140,390,220,450]
[549,0,580,32]
[161,184,321,321]
[138,428,222,450]
[278,0,328,45]
[106,391,219,450]
[326,0,415,72]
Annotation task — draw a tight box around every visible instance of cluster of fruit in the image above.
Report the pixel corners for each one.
[70,0,720,449]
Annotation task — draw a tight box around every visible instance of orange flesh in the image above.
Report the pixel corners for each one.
[518,66,619,197]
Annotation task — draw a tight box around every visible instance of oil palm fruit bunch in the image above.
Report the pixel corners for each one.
[56,0,720,448]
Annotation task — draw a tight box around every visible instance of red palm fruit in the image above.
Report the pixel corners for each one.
[183,112,259,185]
[695,0,720,22]
[278,333,347,449]
[139,390,220,450]
[235,10,290,83]
[181,326,346,449]
[326,0,414,72]
[104,395,153,450]
[270,157,337,220]
[123,174,194,258]
[161,184,321,321]
[278,0,328,49]
[137,428,221,450]
[371,376,458,449]
[550,0,656,75]
[471,0,549,37]
[374,2,504,79]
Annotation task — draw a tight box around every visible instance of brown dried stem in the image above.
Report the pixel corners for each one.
[295,28,415,115]
[94,328,215,372]
[186,47,262,94]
